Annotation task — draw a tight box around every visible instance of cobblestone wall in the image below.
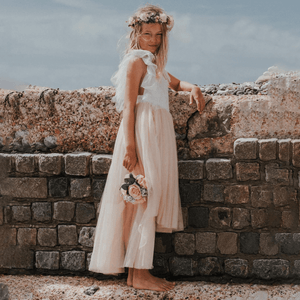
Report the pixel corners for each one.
[1,137,300,280]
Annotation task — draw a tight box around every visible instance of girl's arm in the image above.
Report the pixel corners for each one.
[168,72,205,113]
[122,57,146,172]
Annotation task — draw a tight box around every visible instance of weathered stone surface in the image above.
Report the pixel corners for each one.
[179,183,201,204]
[217,232,237,254]
[39,154,63,175]
[275,233,300,255]
[178,160,204,180]
[37,228,57,247]
[278,139,291,162]
[225,259,248,278]
[188,206,209,228]
[86,252,92,270]
[236,162,260,181]
[58,225,77,246]
[15,154,36,173]
[169,257,198,276]
[154,233,172,253]
[181,207,188,229]
[0,245,34,269]
[234,138,258,160]
[152,256,169,275]
[206,159,232,180]
[0,178,47,198]
[195,232,216,254]
[265,163,291,185]
[209,207,231,229]
[240,232,259,254]
[252,259,289,279]
[4,206,12,223]
[0,154,12,178]
[0,282,9,300]
[17,228,36,246]
[65,153,91,176]
[251,186,273,208]
[203,184,224,203]
[0,206,3,225]
[70,178,91,198]
[0,228,16,247]
[282,210,298,229]
[92,179,106,200]
[251,209,268,229]
[232,208,250,229]
[49,177,68,198]
[273,186,297,207]
[224,185,249,204]
[53,201,75,221]
[198,257,223,276]
[292,140,300,167]
[259,138,277,161]
[32,202,52,222]
[260,233,278,256]
[76,203,95,224]
[78,227,95,247]
[92,154,112,175]
[61,251,86,271]
[35,251,60,269]
[174,233,195,255]
[12,205,31,222]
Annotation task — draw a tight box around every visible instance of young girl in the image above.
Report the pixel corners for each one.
[89,4,205,292]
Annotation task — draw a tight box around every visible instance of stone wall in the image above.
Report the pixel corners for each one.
[1,137,300,280]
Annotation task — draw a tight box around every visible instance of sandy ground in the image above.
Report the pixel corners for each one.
[1,275,300,300]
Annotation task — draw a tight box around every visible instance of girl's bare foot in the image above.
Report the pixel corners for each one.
[127,268,134,286]
[133,269,175,292]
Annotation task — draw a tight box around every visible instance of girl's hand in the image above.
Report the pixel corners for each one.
[189,86,205,113]
[123,147,138,173]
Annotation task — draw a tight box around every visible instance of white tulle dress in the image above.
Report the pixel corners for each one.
[89,49,184,274]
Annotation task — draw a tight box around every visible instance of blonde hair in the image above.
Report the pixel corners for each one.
[125,4,174,78]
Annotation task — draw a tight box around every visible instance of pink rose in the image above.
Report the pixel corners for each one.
[136,175,147,189]
[128,184,142,199]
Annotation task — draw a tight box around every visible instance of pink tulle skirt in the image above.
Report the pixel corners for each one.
[89,102,183,274]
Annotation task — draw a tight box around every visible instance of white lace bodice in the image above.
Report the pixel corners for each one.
[111,49,170,112]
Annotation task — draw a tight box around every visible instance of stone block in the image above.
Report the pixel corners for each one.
[240,232,259,254]
[17,228,37,246]
[178,160,204,180]
[260,233,278,256]
[39,154,63,175]
[32,202,52,222]
[267,210,281,228]
[250,186,273,208]
[92,154,112,175]
[282,210,298,229]
[0,245,34,269]
[209,207,231,229]
[181,207,188,229]
[92,179,106,200]
[198,257,223,276]
[12,206,31,222]
[265,163,290,185]
[232,208,250,229]
[58,225,78,246]
[252,259,289,279]
[259,138,277,161]
[86,252,92,270]
[251,209,268,229]
[217,232,237,254]
[0,282,9,300]
[0,207,3,225]
[224,185,249,204]
[203,184,224,203]
[169,257,198,276]
[0,154,12,178]
[79,227,95,247]
[37,228,57,247]
[65,153,91,176]
[234,138,258,160]
[188,206,209,228]
[292,140,300,167]
[35,251,60,269]
[70,178,91,198]
[275,233,300,255]
[0,228,17,247]
[76,203,95,224]
[61,251,86,271]
[179,182,201,204]
[195,232,216,254]
[224,259,248,278]
[236,162,260,181]
[4,206,12,223]
[152,256,169,275]
[273,186,297,207]
[15,154,36,173]
[206,159,232,180]
[154,233,172,253]
[49,177,68,198]
[174,233,195,255]
[53,201,75,221]
[278,139,291,162]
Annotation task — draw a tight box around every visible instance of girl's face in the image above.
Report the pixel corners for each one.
[139,23,162,54]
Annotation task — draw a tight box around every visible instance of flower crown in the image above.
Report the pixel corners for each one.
[127,12,173,28]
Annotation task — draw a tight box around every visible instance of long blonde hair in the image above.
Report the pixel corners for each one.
[125,4,174,78]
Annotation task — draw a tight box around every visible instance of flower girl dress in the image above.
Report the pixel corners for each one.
[89,49,183,274]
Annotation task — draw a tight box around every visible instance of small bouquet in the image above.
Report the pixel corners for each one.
[120,173,148,204]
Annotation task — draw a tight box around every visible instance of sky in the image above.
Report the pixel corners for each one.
[1,0,300,91]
